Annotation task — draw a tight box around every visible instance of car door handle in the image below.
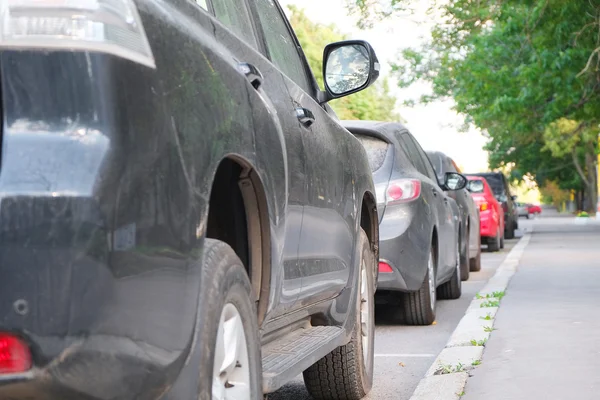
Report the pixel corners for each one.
[432,188,438,197]
[237,62,262,89]
[295,107,315,127]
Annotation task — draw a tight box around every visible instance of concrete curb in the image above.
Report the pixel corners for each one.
[408,232,532,400]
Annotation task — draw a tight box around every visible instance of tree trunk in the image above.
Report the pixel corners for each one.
[584,151,598,214]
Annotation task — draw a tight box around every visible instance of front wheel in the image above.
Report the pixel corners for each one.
[199,239,262,400]
[505,219,516,239]
[470,235,482,272]
[403,244,436,325]
[438,239,462,300]
[304,230,375,399]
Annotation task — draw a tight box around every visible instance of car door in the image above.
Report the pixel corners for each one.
[207,0,310,319]
[404,135,455,274]
[252,0,352,308]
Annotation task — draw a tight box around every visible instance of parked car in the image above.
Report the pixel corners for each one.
[426,151,482,277]
[467,177,505,251]
[344,121,467,326]
[0,1,382,399]
[516,202,531,218]
[528,204,542,216]
[465,172,518,239]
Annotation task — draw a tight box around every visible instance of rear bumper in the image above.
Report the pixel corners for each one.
[479,211,498,238]
[0,333,186,400]
[376,204,429,292]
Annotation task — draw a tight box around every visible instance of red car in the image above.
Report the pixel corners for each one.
[467,176,505,251]
[527,204,542,216]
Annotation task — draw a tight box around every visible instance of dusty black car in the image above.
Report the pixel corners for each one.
[426,151,482,277]
[0,1,382,399]
[466,172,518,240]
[344,121,467,326]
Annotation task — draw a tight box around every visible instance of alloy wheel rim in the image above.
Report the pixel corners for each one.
[428,251,436,311]
[212,303,251,400]
[360,259,371,369]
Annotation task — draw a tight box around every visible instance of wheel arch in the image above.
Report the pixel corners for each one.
[431,225,439,269]
[206,155,272,325]
[360,190,379,263]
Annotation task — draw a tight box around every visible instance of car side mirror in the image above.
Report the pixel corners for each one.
[467,180,484,193]
[319,40,380,104]
[444,172,467,191]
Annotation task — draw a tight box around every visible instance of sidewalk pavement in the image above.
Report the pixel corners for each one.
[463,218,600,400]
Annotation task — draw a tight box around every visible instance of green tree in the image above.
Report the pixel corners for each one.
[350,0,600,211]
[288,6,401,121]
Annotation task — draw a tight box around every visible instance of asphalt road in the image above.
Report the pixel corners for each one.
[268,220,532,400]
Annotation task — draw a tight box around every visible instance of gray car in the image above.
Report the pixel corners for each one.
[344,121,467,326]
[426,151,482,276]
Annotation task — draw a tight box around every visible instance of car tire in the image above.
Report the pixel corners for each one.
[500,231,505,249]
[488,227,501,252]
[402,244,436,326]
[438,240,462,300]
[460,229,470,281]
[469,242,482,272]
[304,230,374,400]
[505,220,515,239]
[198,239,262,400]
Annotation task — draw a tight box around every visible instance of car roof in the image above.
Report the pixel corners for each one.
[425,150,446,159]
[466,172,503,177]
[341,120,409,143]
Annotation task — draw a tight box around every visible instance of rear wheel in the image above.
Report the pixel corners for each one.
[198,239,261,400]
[488,227,500,252]
[304,230,375,399]
[403,245,436,325]
[500,231,505,249]
[460,228,470,281]
[438,240,462,300]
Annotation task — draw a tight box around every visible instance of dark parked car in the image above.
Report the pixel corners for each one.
[0,1,382,399]
[466,172,518,239]
[426,151,481,277]
[344,121,467,326]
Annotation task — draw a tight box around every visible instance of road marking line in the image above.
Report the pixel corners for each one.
[374,354,435,358]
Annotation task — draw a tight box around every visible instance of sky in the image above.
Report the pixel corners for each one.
[279,0,490,172]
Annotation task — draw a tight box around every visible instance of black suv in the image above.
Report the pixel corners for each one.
[466,172,518,239]
[0,1,381,399]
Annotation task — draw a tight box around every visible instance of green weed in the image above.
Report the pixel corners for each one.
[470,339,487,346]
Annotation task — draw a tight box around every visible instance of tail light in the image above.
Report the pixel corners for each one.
[379,179,421,205]
[0,333,31,374]
[378,261,393,273]
[480,202,488,212]
[0,0,155,68]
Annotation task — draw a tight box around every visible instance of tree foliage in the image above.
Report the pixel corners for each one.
[350,0,600,210]
[288,6,401,121]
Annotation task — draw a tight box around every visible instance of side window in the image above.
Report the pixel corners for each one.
[212,1,258,49]
[399,134,428,176]
[450,159,461,173]
[408,135,439,183]
[194,0,208,10]
[254,0,313,93]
